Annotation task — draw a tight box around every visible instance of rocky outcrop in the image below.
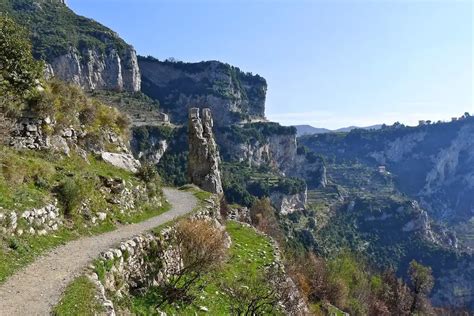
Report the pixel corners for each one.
[8,115,130,158]
[9,116,51,150]
[188,108,223,194]
[139,57,267,125]
[287,152,327,188]
[4,0,141,92]
[100,152,141,173]
[270,189,307,215]
[48,47,140,92]
[136,139,168,165]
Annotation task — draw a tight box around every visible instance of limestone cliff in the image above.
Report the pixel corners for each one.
[217,122,326,188]
[188,108,223,194]
[2,0,141,92]
[47,47,141,92]
[270,189,307,215]
[300,117,474,227]
[138,57,267,125]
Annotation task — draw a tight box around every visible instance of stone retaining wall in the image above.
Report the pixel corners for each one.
[0,201,62,236]
[89,195,220,315]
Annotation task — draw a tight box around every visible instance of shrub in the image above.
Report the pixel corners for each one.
[136,162,159,184]
[56,177,82,216]
[152,219,228,307]
[250,198,284,244]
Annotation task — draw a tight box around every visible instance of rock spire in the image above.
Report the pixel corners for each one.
[188,108,223,194]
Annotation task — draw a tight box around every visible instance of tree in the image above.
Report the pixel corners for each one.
[380,269,413,316]
[287,251,348,309]
[408,260,434,314]
[0,15,43,116]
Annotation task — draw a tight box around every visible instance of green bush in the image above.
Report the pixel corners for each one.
[56,177,82,216]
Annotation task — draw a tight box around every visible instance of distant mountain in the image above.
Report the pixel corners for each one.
[295,124,382,136]
[293,125,331,136]
[334,124,383,133]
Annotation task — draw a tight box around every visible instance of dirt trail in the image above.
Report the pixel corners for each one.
[0,188,197,316]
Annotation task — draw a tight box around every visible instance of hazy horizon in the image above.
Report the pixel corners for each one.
[68,0,472,129]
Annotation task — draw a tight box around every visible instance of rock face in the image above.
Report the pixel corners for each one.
[300,117,474,225]
[139,57,267,125]
[188,108,223,194]
[100,152,141,173]
[48,47,141,92]
[220,134,297,173]
[218,123,326,187]
[4,0,141,92]
[270,189,307,215]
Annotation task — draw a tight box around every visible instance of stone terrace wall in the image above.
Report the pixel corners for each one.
[88,195,221,315]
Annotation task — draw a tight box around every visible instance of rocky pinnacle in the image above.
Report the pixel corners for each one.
[188,108,223,194]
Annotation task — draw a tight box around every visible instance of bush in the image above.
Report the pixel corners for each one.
[250,198,284,243]
[151,219,228,307]
[56,177,82,216]
[137,162,159,183]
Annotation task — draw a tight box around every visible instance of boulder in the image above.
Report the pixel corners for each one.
[101,152,141,173]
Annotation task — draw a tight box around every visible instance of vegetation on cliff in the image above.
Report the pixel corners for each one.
[0,0,129,61]
[138,55,267,124]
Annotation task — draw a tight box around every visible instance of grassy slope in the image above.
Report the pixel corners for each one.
[53,276,103,316]
[0,147,168,283]
[131,221,277,315]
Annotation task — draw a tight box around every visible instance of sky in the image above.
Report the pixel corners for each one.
[68,0,473,129]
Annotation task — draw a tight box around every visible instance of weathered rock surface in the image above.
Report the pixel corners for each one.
[300,117,474,226]
[48,47,140,92]
[188,108,223,194]
[137,139,168,165]
[101,152,141,173]
[270,189,307,215]
[139,57,267,125]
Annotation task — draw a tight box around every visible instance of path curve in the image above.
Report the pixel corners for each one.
[0,188,197,316]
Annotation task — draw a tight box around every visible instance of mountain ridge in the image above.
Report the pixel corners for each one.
[294,123,383,136]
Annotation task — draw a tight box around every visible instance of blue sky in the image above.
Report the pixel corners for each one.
[68,0,472,129]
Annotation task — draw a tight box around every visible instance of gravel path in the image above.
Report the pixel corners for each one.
[0,188,197,316]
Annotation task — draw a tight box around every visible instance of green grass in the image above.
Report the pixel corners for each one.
[0,148,137,211]
[0,147,169,283]
[53,276,103,316]
[178,184,212,202]
[0,200,169,283]
[131,221,277,315]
